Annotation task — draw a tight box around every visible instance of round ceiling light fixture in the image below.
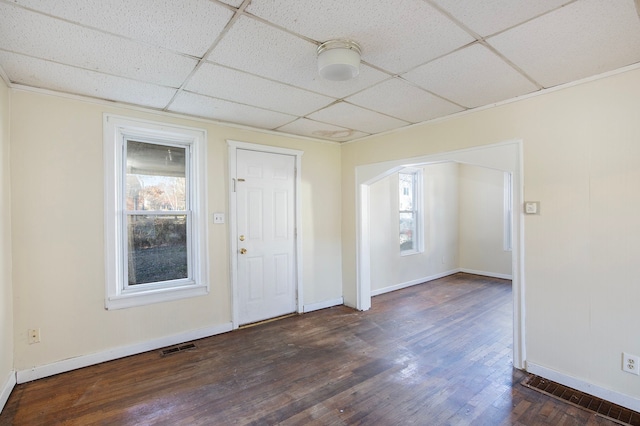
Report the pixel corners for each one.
[317,40,361,81]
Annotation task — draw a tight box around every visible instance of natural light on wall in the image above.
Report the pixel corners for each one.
[399,168,423,255]
[503,171,513,252]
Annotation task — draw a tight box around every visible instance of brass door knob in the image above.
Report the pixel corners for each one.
[240,248,247,254]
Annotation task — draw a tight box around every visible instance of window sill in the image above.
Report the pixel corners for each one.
[400,250,421,257]
[106,284,208,310]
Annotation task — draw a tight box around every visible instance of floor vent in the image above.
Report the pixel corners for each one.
[160,343,196,357]
[522,374,640,425]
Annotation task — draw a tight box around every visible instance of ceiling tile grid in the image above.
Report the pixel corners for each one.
[346,78,464,123]
[0,0,639,143]
[169,91,297,130]
[402,43,540,108]
[0,3,198,88]
[10,0,234,57]
[277,118,370,142]
[245,0,475,74]
[432,0,574,37]
[184,63,335,116]
[307,102,411,135]
[0,51,177,109]
[487,0,640,88]
[206,15,390,99]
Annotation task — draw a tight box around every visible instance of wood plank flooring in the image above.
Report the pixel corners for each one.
[1,273,619,425]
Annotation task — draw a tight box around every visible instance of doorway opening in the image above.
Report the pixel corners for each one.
[355,140,525,368]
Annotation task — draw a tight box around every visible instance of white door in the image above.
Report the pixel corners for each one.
[235,149,297,325]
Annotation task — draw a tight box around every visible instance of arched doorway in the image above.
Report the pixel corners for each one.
[355,140,525,369]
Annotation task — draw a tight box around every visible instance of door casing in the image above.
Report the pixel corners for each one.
[228,140,303,329]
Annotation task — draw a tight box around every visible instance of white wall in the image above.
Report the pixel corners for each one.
[9,89,343,373]
[370,162,459,293]
[341,67,640,402]
[0,77,14,407]
[458,164,512,278]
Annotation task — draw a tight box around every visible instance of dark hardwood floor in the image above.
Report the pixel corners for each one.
[1,273,618,425]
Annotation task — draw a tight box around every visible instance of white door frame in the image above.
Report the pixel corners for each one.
[228,140,304,330]
[355,140,526,369]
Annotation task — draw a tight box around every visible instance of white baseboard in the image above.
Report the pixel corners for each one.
[459,268,513,280]
[17,322,233,384]
[303,297,344,313]
[371,269,459,297]
[527,362,640,412]
[0,371,16,414]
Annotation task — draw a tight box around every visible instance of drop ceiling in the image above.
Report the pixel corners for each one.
[1,0,639,143]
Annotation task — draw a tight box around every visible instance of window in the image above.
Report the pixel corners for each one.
[104,115,208,309]
[399,168,422,254]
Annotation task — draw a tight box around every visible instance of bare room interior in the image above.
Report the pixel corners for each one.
[1,0,640,424]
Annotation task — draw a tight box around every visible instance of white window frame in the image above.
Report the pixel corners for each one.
[399,167,424,256]
[104,114,208,309]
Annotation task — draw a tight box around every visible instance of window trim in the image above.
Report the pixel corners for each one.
[399,167,424,256]
[104,114,209,309]
[122,139,192,292]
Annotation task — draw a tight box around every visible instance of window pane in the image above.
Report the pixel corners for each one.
[400,212,415,251]
[126,141,186,211]
[399,173,413,210]
[127,215,188,285]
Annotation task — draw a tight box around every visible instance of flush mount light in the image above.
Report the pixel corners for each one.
[317,40,361,81]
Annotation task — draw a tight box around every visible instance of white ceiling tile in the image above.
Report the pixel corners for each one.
[1,0,638,140]
[403,43,539,108]
[277,118,369,142]
[186,63,334,116]
[168,91,296,130]
[0,3,197,87]
[246,0,475,74]
[488,0,640,88]
[217,0,245,7]
[10,0,233,57]
[347,78,464,123]
[307,102,410,134]
[207,15,389,98]
[433,0,572,36]
[0,52,176,108]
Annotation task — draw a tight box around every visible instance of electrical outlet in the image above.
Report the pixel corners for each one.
[213,213,225,224]
[622,352,640,375]
[28,328,41,344]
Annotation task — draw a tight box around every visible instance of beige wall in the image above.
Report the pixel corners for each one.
[0,79,13,390]
[5,66,640,404]
[370,163,459,291]
[10,90,342,370]
[370,162,511,293]
[458,164,512,276]
[342,68,640,399]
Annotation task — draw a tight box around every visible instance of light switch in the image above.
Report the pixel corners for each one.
[524,202,540,215]
[213,213,225,224]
